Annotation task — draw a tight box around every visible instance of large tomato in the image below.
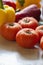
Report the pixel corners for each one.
[40,36,43,50]
[16,28,39,48]
[1,22,22,41]
[18,17,38,29]
[36,25,43,40]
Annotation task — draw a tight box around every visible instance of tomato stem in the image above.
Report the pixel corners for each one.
[25,30,32,34]
[9,23,14,26]
[24,19,30,23]
[0,0,4,9]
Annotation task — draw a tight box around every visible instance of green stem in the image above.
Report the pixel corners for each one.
[0,0,4,9]
[18,0,25,6]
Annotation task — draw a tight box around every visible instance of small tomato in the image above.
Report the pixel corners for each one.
[1,22,22,40]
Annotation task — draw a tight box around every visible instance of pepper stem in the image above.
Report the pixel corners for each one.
[18,0,25,6]
[0,0,4,9]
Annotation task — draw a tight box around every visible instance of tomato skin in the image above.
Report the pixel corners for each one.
[16,28,39,48]
[36,25,43,40]
[40,36,43,50]
[1,23,22,41]
[18,17,38,29]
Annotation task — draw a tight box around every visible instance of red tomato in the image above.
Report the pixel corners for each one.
[18,17,38,29]
[36,25,43,40]
[1,23,22,41]
[16,28,39,48]
[40,36,43,50]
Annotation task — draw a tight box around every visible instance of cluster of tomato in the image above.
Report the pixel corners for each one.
[0,0,42,50]
[0,16,43,50]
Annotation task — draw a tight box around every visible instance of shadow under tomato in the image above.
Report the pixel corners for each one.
[16,45,39,60]
[0,35,18,52]
[0,35,39,60]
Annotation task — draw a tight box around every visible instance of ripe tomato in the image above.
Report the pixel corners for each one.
[36,25,43,40]
[18,17,38,29]
[40,36,43,50]
[16,28,39,48]
[1,23,22,41]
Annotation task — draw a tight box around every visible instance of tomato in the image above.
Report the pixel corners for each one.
[16,28,39,48]
[18,17,38,29]
[36,25,43,40]
[1,23,22,41]
[40,36,43,50]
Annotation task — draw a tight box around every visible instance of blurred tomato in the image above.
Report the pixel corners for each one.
[18,17,38,29]
[36,25,43,40]
[40,36,43,50]
[16,28,39,48]
[1,22,22,40]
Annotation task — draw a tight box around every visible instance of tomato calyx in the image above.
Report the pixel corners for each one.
[39,28,43,31]
[18,0,25,6]
[23,18,30,23]
[38,28,43,32]
[8,23,14,26]
[25,30,32,34]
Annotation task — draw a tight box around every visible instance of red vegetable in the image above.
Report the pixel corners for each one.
[18,17,38,29]
[1,22,22,41]
[40,36,43,50]
[16,28,39,48]
[15,4,41,22]
[3,0,16,10]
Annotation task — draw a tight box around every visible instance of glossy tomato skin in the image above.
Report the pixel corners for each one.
[36,25,43,40]
[40,36,43,50]
[18,17,38,29]
[1,23,22,41]
[16,28,39,48]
